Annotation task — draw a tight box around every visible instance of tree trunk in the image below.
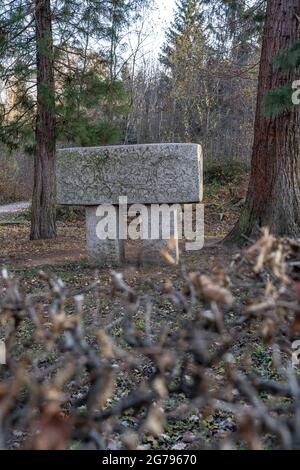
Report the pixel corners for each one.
[227,0,300,242]
[30,0,56,240]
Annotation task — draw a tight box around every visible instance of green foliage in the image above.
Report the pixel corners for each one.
[204,159,248,185]
[53,205,85,222]
[158,0,260,148]
[56,73,129,146]
[0,0,148,152]
[185,0,265,51]
[60,119,122,147]
[263,40,300,117]
[263,85,294,118]
[159,0,213,143]
[160,0,205,68]
[0,120,35,153]
[273,40,300,73]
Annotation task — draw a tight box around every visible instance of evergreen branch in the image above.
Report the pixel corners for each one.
[272,40,300,74]
[263,84,295,117]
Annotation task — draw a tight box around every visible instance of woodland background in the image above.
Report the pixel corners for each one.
[1,0,300,452]
[0,0,261,203]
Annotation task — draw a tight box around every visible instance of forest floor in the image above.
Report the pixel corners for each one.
[4,168,276,451]
[0,169,248,268]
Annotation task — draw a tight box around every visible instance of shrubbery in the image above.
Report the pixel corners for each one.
[0,230,300,449]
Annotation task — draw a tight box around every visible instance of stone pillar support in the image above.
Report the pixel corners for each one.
[142,204,180,265]
[85,205,125,267]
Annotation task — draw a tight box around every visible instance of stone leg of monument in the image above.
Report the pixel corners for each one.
[142,205,180,265]
[85,206,125,267]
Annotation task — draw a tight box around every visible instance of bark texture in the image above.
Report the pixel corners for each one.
[30,0,56,240]
[227,0,300,242]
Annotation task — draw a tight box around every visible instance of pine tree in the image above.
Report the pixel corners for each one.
[57,70,130,146]
[160,0,210,143]
[31,0,56,239]
[191,0,265,53]
[0,0,148,239]
[264,39,300,116]
[227,0,300,241]
[159,0,263,149]
[160,0,205,69]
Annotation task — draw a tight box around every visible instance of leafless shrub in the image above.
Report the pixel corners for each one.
[1,230,300,450]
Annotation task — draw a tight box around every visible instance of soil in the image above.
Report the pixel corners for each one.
[0,174,248,268]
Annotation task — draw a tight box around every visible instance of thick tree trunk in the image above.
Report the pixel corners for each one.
[30,0,56,240]
[227,0,300,242]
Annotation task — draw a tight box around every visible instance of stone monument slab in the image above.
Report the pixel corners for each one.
[56,143,203,266]
[56,143,203,206]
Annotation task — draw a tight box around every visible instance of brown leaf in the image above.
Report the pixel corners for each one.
[33,403,71,450]
[293,282,300,302]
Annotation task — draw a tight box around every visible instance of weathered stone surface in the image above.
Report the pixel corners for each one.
[56,143,203,205]
[56,143,203,266]
[142,205,180,265]
[85,206,125,267]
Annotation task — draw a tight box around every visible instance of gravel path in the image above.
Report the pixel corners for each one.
[0,201,30,214]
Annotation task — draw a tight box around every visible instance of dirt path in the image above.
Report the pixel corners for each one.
[0,201,30,214]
